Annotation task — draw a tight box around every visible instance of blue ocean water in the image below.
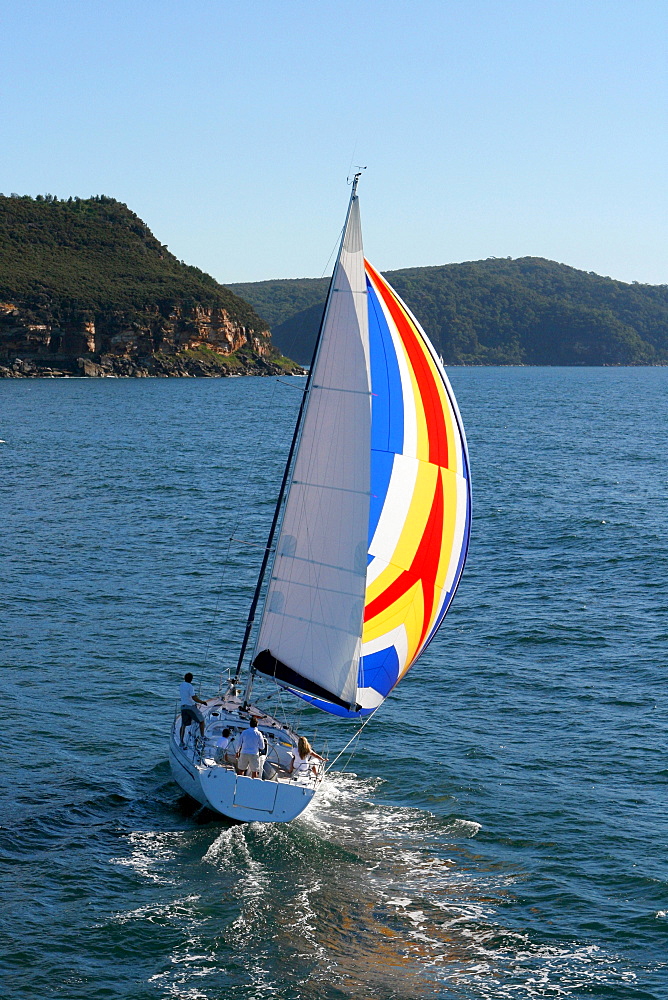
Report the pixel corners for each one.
[0,369,666,1000]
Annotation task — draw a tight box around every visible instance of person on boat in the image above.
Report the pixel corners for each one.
[212,727,232,764]
[179,672,207,745]
[289,736,326,778]
[236,716,266,778]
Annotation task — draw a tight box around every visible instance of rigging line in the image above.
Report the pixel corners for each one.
[262,223,344,399]
[267,223,343,367]
[201,532,234,669]
[272,676,305,738]
[232,372,313,684]
[231,537,267,549]
[200,372,287,682]
[275,680,291,733]
[320,223,345,280]
[276,378,307,390]
[325,706,380,773]
[338,738,361,777]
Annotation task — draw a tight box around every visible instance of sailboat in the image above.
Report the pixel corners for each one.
[169,175,472,822]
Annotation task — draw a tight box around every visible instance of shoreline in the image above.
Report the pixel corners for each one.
[0,352,305,379]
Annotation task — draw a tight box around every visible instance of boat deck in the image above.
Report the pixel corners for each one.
[173,695,324,790]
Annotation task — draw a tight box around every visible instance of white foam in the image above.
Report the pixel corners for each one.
[108,894,201,926]
[109,830,183,885]
[445,818,482,838]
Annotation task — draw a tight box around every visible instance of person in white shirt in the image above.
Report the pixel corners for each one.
[236,716,266,778]
[289,736,326,778]
[179,672,208,745]
[212,728,232,764]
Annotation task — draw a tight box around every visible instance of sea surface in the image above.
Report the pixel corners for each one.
[1,368,666,1000]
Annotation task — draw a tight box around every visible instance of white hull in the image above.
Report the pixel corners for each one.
[169,694,320,823]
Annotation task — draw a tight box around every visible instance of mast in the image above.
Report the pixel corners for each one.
[233,174,364,691]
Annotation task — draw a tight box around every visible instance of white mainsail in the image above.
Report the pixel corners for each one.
[253,194,371,709]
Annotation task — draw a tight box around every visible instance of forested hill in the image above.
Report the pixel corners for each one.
[0,194,301,377]
[0,194,267,327]
[227,258,668,365]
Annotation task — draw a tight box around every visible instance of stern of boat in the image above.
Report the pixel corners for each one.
[199,766,315,823]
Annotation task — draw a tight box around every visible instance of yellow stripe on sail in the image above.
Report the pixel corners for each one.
[392,459,438,571]
[402,331,431,464]
[416,330,461,475]
[382,274,462,472]
[394,289,463,478]
[365,557,405,606]
[375,283,431,464]
[363,580,425,656]
[400,582,427,670]
[424,466,460,640]
[403,583,447,678]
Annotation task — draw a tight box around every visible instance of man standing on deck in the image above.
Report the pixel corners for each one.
[179,672,207,745]
[236,716,265,778]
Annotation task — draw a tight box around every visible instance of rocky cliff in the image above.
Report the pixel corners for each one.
[0,298,299,377]
[0,194,301,377]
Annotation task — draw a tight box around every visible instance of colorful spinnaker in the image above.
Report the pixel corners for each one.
[253,183,471,717]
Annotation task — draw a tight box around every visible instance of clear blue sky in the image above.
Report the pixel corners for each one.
[1,0,666,284]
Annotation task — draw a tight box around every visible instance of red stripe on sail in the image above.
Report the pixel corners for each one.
[366,262,449,469]
[364,472,445,655]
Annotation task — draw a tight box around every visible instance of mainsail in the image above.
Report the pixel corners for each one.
[253,193,371,710]
[253,188,471,717]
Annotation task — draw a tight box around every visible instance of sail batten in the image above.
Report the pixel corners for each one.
[291,481,371,496]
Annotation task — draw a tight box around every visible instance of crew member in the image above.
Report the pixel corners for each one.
[236,716,265,778]
[289,736,326,778]
[179,672,207,745]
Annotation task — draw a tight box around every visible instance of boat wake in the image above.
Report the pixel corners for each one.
[101,769,644,1000]
[1,760,650,999]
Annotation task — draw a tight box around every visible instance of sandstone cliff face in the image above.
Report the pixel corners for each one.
[0,300,273,360]
[0,300,301,377]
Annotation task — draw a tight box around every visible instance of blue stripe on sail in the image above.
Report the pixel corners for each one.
[367,278,404,546]
[368,279,403,454]
[368,281,390,452]
[368,449,394,549]
[359,645,400,700]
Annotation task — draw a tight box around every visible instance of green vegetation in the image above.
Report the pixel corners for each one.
[229,258,668,365]
[6,192,665,368]
[0,193,266,332]
[180,345,247,370]
[179,344,298,372]
[226,277,328,330]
